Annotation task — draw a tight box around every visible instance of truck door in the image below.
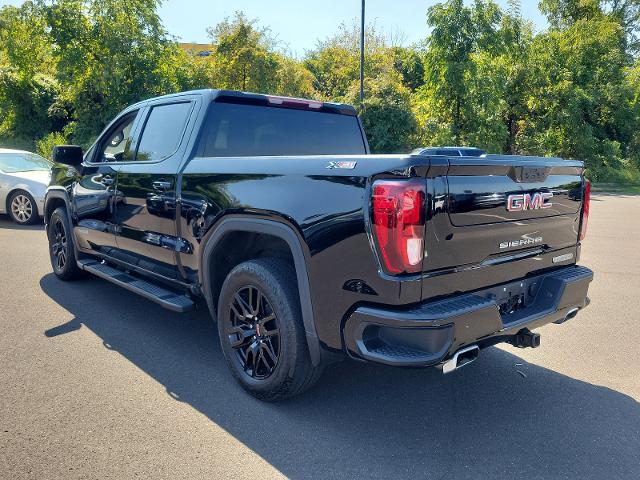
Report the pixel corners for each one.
[112,100,196,281]
[72,109,142,254]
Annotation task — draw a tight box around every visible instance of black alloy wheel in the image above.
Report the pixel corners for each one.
[217,258,324,401]
[48,207,83,280]
[50,217,68,274]
[227,285,280,379]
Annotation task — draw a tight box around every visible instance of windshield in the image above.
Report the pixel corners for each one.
[0,153,52,173]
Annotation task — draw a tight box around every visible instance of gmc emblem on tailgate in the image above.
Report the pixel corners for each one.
[506,192,553,211]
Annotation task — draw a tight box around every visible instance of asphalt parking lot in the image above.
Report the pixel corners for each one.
[0,194,639,479]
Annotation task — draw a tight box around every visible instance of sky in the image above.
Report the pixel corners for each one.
[1,0,549,56]
[158,0,549,56]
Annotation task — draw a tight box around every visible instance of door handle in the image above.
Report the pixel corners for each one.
[100,175,115,186]
[153,180,172,191]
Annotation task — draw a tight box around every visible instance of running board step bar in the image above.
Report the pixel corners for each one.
[77,259,194,313]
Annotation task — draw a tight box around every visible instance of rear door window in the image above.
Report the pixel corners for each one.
[135,102,192,161]
[199,103,366,157]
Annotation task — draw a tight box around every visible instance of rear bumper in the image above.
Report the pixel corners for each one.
[343,265,593,367]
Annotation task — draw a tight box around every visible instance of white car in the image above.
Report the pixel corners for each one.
[0,148,52,225]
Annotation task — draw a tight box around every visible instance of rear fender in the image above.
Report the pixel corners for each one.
[200,216,321,366]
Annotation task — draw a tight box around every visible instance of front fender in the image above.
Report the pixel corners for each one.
[43,188,77,256]
[44,187,73,222]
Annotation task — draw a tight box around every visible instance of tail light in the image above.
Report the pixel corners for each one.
[371,179,426,275]
[579,180,591,241]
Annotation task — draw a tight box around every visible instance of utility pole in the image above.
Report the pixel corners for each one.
[359,0,365,110]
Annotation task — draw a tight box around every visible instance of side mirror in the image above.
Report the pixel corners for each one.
[52,145,83,168]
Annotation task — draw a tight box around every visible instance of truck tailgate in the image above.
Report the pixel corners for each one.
[422,155,585,275]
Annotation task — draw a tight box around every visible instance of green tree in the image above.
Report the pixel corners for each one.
[347,73,417,153]
[304,22,390,101]
[304,22,419,151]
[55,0,176,145]
[207,12,279,92]
[628,62,640,169]
[0,2,58,147]
[414,0,503,148]
[540,0,640,54]
[273,53,316,97]
[203,12,317,98]
[168,47,213,92]
[476,0,534,153]
[539,0,603,28]
[389,46,426,91]
[1,0,639,185]
[517,16,635,178]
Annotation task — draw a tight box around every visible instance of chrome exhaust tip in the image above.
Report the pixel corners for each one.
[441,345,479,374]
[564,307,579,322]
[554,307,580,324]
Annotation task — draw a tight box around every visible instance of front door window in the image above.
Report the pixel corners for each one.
[98,111,138,163]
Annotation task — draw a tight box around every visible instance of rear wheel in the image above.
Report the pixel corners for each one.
[217,258,323,401]
[48,207,83,280]
[8,190,38,225]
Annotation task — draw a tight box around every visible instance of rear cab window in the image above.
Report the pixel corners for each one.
[198,102,366,157]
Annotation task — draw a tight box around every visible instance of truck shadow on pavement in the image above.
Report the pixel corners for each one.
[40,273,640,480]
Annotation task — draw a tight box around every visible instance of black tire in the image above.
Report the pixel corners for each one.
[217,258,323,401]
[7,190,38,225]
[48,207,83,281]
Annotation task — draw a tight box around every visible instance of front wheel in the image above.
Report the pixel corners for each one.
[48,207,83,280]
[217,258,323,401]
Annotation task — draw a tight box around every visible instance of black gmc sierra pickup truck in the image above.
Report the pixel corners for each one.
[45,89,593,400]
